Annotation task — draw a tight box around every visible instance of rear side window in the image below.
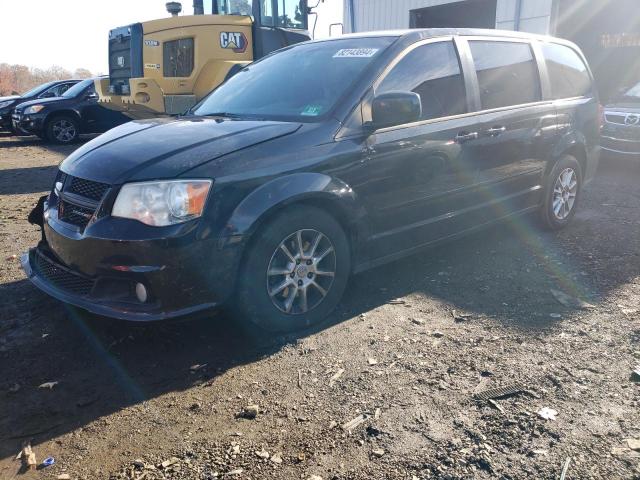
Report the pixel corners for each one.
[377,41,467,121]
[541,42,592,99]
[163,38,194,77]
[469,41,541,109]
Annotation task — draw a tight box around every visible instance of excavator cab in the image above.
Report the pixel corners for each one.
[96,0,310,118]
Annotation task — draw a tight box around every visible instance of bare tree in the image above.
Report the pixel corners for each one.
[0,64,93,96]
[73,68,93,79]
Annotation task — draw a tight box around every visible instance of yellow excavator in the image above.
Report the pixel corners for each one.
[96,0,312,118]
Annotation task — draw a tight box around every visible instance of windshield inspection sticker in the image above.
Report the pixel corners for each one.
[301,105,323,116]
[333,48,379,58]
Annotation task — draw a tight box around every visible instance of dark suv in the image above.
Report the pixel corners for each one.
[0,80,79,133]
[601,81,640,158]
[22,29,600,332]
[12,77,129,144]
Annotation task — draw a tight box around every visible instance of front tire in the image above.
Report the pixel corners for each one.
[237,205,351,333]
[540,155,582,230]
[46,115,79,144]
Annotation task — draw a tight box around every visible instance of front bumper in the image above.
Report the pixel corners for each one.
[95,77,166,120]
[601,135,640,157]
[12,112,45,135]
[22,248,218,321]
[0,111,12,129]
[22,206,242,322]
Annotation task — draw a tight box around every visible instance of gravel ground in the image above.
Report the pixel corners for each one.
[1,132,639,480]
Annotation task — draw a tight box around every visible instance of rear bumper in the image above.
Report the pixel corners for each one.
[95,77,166,119]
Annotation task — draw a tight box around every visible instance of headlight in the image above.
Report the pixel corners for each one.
[24,105,45,114]
[0,100,13,110]
[112,180,212,226]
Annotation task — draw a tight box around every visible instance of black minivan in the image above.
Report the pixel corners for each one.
[23,29,600,332]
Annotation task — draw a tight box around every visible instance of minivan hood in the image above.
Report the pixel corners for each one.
[0,95,19,102]
[60,117,302,184]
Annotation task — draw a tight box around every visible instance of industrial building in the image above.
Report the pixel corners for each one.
[342,0,640,99]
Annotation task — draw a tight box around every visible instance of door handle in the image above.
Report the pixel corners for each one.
[455,131,479,143]
[486,126,506,136]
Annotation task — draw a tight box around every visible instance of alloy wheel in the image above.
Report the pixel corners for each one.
[552,167,578,220]
[266,229,336,315]
[52,119,76,143]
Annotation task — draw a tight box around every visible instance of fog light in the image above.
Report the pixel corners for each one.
[135,283,148,303]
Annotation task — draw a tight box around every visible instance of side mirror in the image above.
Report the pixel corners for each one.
[86,92,98,100]
[370,91,422,130]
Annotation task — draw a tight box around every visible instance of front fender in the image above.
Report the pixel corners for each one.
[224,172,365,239]
[44,109,81,126]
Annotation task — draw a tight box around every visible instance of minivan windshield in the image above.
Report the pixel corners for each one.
[63,78,94,98]
[193,37,395,122]
[22,81,55,98]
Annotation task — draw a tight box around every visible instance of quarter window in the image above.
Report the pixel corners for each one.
[377,41,467,121]
[541,42,592,99]
[163,38,195,77]
[469,41,541,109]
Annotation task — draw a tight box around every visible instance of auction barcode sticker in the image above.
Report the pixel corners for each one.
[334,48,379,58]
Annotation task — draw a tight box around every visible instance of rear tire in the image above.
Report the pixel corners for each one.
[237,205,351,333]
[46,115,79,144]
[539,155,582,230]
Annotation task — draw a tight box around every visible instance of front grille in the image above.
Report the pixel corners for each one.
[54,173,110,230]
[605,112,640,127]
[68,177,109,201]
[59,200,96,227]
[605,113,627,125]
[33,251,95,296]
[108,23,143,93]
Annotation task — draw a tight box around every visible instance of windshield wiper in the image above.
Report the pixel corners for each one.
[200,112,269,121]
[202,112,244,118]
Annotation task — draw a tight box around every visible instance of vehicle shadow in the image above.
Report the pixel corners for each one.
[0,133,97,151]
[0,161,638,463]
[0,279,287,460]
[0,166,59,195]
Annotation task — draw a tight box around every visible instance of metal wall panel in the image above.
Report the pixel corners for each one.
[345,0,553,34]
[344,0,464,32]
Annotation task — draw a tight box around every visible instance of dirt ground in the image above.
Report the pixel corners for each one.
[1,131,639,480]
